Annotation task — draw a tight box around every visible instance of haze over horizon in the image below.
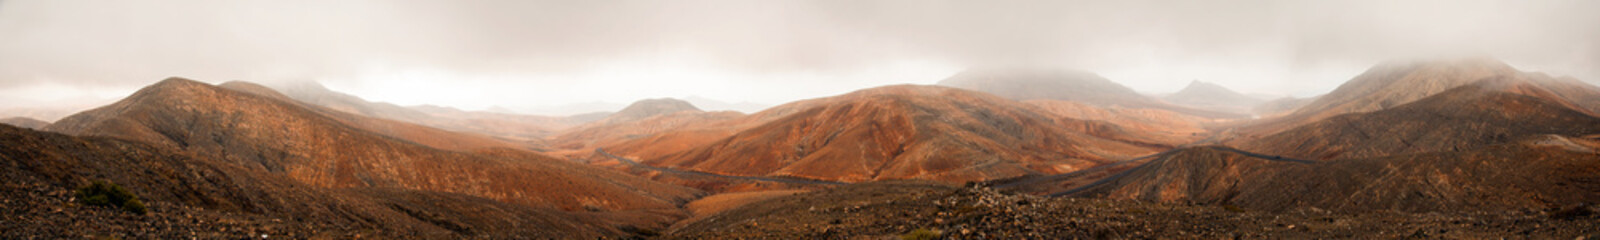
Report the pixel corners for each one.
[2,0,1597,115]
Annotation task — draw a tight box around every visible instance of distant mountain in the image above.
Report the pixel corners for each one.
[601,98,701,124]
[46,78,701,218]
[635,85,1163,183]
[260,81,593,141]
[0,117,48,129]
[939,68,1246,119]
[1161,80,1266,114]
[547,98,743,159]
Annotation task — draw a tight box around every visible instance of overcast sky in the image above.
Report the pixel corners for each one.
[1,0,1597,114]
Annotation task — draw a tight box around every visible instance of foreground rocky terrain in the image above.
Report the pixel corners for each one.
[669,181,1600,239]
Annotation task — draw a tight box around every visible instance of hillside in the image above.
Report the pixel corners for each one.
[1161,80,1266,114]
[1024,99,1218,146]
[45,78,701,219]
[1240,84,1600,160]
[0,124,639,239]
[635,85,1162,184]
[1239,58,1600,136]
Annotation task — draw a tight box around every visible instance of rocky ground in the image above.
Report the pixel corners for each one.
[0,182,358,239]
[667,180,1600,239]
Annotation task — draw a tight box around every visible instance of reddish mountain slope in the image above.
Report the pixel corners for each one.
[1046,81,1600,213]
[45,78,701,215]
[0,124,638,238]
[1024,100,1218,146]
[1239,58,1600,137]
[1240,82,1600,161]
[639,85,1162,183]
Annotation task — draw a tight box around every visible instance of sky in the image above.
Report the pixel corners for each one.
[1,0,1597,115]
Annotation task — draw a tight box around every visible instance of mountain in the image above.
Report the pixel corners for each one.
[0,117,48,129]
[1240,58,1600,136]
[632,85,1163,183]
[1240,84,1600,160]
[543,98,736,157]
[0,124,636,238]
[45,78,701,219]
[939,68,1246,119]
[600,98,702,124]
[1044,74,1600,213]
[1161,80,1266,114]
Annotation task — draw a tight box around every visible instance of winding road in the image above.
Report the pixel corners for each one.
[596,148,846,186]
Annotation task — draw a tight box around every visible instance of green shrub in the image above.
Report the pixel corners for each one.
[901,228,941,240]
[75,180,147,214]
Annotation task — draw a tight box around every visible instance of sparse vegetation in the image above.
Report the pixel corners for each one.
[75,180,147,214]
[901,228,941,240]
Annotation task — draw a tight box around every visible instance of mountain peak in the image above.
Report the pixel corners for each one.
[938,68,1141,103]
[145,77,210,91]
[1161,80,1263,113]
[607,98,700,122]
[1176,80,1230,94]
[1289,57,1523,119]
